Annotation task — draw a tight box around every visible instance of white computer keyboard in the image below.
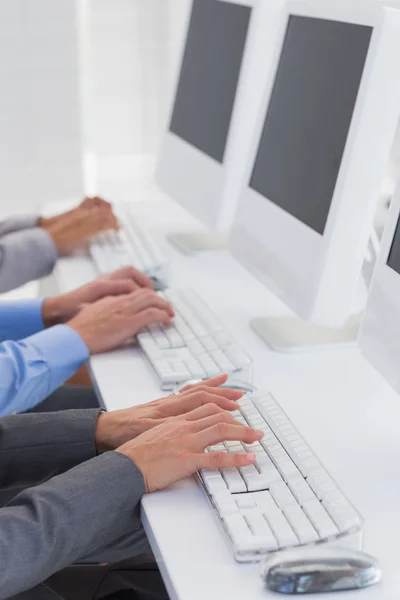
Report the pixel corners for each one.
[199,389,363,562]
[90,207,168,280]
[137,288,252,390]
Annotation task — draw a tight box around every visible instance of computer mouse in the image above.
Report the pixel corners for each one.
[261,547,381,595]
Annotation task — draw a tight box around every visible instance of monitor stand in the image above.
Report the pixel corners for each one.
[251,314,361,353]
[167,231,228,255]
[250,223,384,353]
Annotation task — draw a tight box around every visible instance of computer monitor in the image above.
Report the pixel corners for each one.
[229,0,400,336]
[156,0,282,236]
[359,177,400,394]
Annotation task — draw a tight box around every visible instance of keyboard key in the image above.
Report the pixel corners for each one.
[243,510,278,550]
[213,490,240,517]
[236,496,256,509]
[90,212,166,275]
[287,476,317,505]
[302,499,339,538]
[203,475,228,495]
[223,514,252,546]
[307,469,338,500]
[322,492,361,531]
[255,491,299,548]
[270,482,297,509]
[221,469,247,493]
[283,505,319,544]
[223,345,252,369]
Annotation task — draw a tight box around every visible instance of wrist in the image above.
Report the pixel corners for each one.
[95,410,154,453]
[38,215,58,229]
[42,296,64,327]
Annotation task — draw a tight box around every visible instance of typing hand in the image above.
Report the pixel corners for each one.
[67,289,175,354]
[42,205,118,256]
[116,406,264,493]
[80,195,112,210]
[94,374,244,450]
[42,268,155,326]
[101,266,153,290]
[39,196,112,229]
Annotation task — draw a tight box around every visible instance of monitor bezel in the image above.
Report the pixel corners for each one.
[155,0,266,232]
[229,0,400,327]
[359,179,400,394]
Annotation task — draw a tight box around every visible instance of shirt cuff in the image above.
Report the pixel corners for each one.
[26,325,90,389]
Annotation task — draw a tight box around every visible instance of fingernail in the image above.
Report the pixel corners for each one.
[246,453,256,463]
[255,429,264,438]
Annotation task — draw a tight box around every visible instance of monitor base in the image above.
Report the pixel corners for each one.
[251,314,361,353]
[167,232,227,255]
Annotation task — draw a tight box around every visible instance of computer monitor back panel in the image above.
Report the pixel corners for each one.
[359,178,400,395]
[229,0,400,328]
[156,0,274,232]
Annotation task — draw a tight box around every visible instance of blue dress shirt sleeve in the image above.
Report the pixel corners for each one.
[0,298,46,341]
[0,325,89,416]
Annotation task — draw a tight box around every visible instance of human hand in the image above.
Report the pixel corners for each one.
[42,268,155,326]
[44,205,118,256]
[94,374,245,450]
[116,405,264,493]
[39,196,113,230]
[67,289,174,354]
[80,196,112,211]
[100,265,153,290]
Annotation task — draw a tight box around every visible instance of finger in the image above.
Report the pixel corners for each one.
[103,267,146,284]
[181,386,244,402]
[178,391,240,412]
[187,412,240,432]
[93,279,139,299]
[194,423,264,448]
[125,266,154,289]
[131,292,175,317]
[99,210,119,231]
[175,393,239,414]
[132,308,172,330]
[93,196,111,208]
[180,373,228,392]
[196,451,256,470]
[180,403,225,420]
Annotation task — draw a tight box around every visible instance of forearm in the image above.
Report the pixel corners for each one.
[0,409,99,489]
[0,326,89,416]
[0,228,57,293]
[0,452,145,599]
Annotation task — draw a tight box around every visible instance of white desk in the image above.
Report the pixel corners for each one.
[52,196,400,600]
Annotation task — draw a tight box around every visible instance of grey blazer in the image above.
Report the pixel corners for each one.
[0,409,145,599]
[0,216,57,293]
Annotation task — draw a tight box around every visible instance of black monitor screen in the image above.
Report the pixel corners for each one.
[250,16,372,235]
[169,0,251,163]
[387,214,400,274]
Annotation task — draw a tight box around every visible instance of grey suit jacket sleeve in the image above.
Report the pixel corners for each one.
[0,410,100,489]
[0,215,39,236]
[0,410,146,599]
[0,228,57,292]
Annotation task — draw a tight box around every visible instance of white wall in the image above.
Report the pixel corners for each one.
[0,0,84,215]
[88,0,188,161]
